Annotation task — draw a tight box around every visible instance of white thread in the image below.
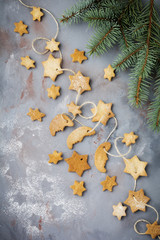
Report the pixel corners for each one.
[88,115,104,133]
[75,87,81,105]
[133,179,137,191]
[105,117,118,142]
[79,101,97,119]
[60,68,76,75]
[32,37,50,55]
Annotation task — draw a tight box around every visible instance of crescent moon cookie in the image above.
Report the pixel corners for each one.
[49,114,74,136]
[67,126,96,149]
[65,151,91,177]
[69,71,91,94]
[91,100,115,126]
[94,142,111,173]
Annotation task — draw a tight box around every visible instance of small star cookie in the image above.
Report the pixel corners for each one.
[69,71,91,94]
[122,132,138,146]
[42,54,63,81]
[145,221,160,239]
[67,101,82,117]
[30,7,44,21]
[104,64,115,81]
[112,202,127,220]
[65,151,90,177]
[124,189,150,213]
[91,100,115,126]
[70,181,86,196]
[27,108,45,121]
[100,175,117,192]
[45,38,60,52]
[21,56,35,70]
[70,49,87,64]
[47,84,60,100]
[48,150,63,164]
[14,21,28,36]
[124,155,148,180]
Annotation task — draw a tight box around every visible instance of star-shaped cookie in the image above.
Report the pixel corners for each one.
[123,155,148,180]
[145,221,160,239]
[100,175,117,192]
[67,101,82,117]
[91,100,115,125]
[112,202,127,220]
[69,71,91,94]
[64,151,90,177]
[30,7,44,21]
[70,49,87,64]
[45,38,60,52]
[27,108,45,121]
[104,64,115,81]
[14,21,28,36]
[122,132,138,146]
[48,150,63,164]
[124,189,150,213]
[70,181,86,196]
[47,84,60,100]
[42,54,63,81]
[21,56,35,70]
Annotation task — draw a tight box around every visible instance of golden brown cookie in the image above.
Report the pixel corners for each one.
[70,181,86,196]
[104,64,115,81]
[21,56,35,70]
[94,142,111,173]
[49,114,74,136]
[47,84,60,100]
[91,100,115,126]
[112,202,127,220]
[45,38,60,52]
[42,54,63,81]
[27,108,45,121]
[67,126,96,149]
[67,101,82,117]
[123,155,148,180]
[124,189,150,213]
[70,49,87,64]
[145,221,160,239]
[48,150,63,164]
[69,71,91,94]
[30,7,44,21]
[65,151,90,177]
[100,176,117,192]
[14,21,28,36]
[122,132,138,146]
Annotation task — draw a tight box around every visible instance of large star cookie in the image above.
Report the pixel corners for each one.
[47,84,60,100]
[70,49,87,64]
[100,175,117,192]
[124,189,150,213]
[45,38,60,52]
[48,150,63,164]
[104,64,115,81]
[145,221,160,239]
[42,54,63,81]
[27,108,45,121]
[30,7,44,21]
[21,56,35,70]
[67,101,82,117]
[70,181,86,196]
[122,132,138,146]
[14,21,28,36]
[69,71,91,94]
[65,151,90,177]
[91,100,115,125]
[124,155,148,180]
[112,202,127,220]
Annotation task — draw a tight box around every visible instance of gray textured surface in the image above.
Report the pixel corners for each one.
[0,0,160,240]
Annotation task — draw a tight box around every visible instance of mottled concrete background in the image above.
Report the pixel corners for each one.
[0,0,160,240]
